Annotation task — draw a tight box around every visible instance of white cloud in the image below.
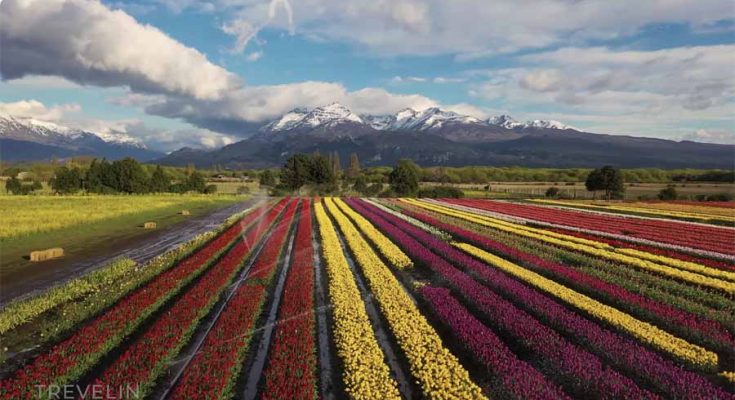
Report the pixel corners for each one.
[0,0,240,100]
[141,83,441,134]
[518,46,735,111]
[245,51,264,62]
[681,129,734,145]
[433,77,465,84]
[467,46,735,139]
[2,75,80,89]
[0,99,80,120]
[221,0,294,54]
[198,0,733,57]
[391,76,427,84]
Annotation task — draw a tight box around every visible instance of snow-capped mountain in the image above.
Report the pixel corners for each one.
[524,119,577,130]
[487,114,523,129]
[0,115,145,148]
[262,103,363,132]
[0,115,161,161]
[260,103,578,134]
[378,107,484,131]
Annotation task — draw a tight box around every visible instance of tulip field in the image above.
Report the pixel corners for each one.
[1,197,734,399]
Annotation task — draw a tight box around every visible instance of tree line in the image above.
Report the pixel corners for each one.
[11,158,216,195]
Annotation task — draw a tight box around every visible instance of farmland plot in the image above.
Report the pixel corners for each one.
[1,197,733,399]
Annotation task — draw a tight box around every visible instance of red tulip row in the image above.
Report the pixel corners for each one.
[261,199,318,400]
[88,198,295,399]
[443,198,735,255]
[169,199,299,399]
[546,227,735,272]
[398,205,734,353]
[359,199,735,399]
[0,200,278,400]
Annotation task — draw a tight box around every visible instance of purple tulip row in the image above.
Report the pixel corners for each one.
[400,204,734,352]
[417,284,569,400]
[350,199,734,400]
[344,199,653,399]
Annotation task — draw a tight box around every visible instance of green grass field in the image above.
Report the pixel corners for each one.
[0,194,243,272]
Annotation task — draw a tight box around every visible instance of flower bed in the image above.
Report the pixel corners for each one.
[313,202,400,399]
[261,199,318,400]
[324,198,485,399]
[356,199,730,399]
[447,199,735,255]
[169,199,299,399]
[0,200,279,400]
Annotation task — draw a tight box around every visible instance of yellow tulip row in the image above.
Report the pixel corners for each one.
[530,199,735,222]
[324,198,486,400]
[417,200,734,281]
[404,199,735,294]
[331,198,413,269]
[615,247,735,282]
[455,242,719,370]
[719,371,735,384]
[314,202,401,400]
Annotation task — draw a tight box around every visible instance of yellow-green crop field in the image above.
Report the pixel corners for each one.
[0,194,242,240]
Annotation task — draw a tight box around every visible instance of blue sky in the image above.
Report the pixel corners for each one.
[1,0,733,150]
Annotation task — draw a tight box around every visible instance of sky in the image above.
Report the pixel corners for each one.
[0,0,734,151]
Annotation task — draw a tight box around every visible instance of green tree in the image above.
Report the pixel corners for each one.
[5,177,22,195]
[280,154,312,190]
[203,184,218,194]
[347,153,361,178]
[353,175,368,194]
[586,166,625,200]
[259,169,276,187]
[112,158,150,194]
[149,165,171,193]
[310,154,335,185]
[331,152,342,177]
[50,166,83,194]
[389,159,420,196]
[186,171,207,193]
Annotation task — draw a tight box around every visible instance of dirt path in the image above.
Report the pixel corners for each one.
[0,196,265,305]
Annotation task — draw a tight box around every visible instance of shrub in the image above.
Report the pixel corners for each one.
[657,185,678,201]
[418,186,465,198]
[545,187,560,198]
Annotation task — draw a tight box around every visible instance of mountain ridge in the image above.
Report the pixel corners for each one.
[154,104,734,169]
[0,115,163,161]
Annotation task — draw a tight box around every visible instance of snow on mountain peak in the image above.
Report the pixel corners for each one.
[0,115,146,148]
[260,104,578,134]
[263,103,363,132]
[303,103,363,127]
[488,114,523,129]
[524,119,577,130]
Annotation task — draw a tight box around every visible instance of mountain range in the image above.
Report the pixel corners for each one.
[0,115,162,162]
[156,103,734,169]
[2,104,732,169]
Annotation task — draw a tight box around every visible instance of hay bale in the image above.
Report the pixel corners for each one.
[143,222,157,229]
[180,210,191,216]
[30,248,64,262]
